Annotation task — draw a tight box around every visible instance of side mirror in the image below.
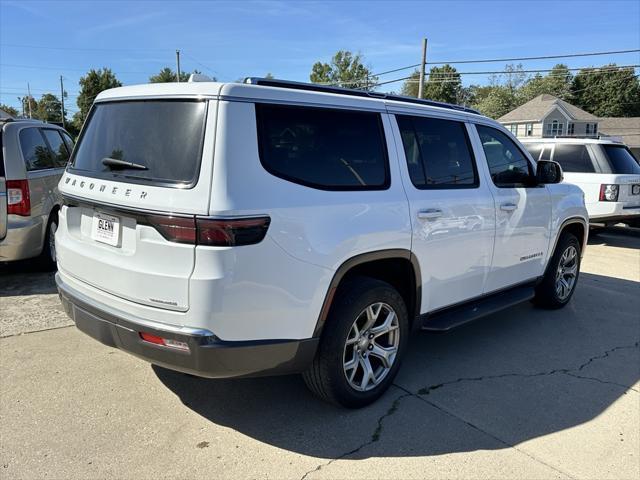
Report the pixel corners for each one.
[536,160,563,184]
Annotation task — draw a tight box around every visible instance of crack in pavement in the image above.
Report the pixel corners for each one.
[299,342,639,480]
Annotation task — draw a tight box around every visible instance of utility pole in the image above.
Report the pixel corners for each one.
[60,76,66,128]
[176,50,181,82]
[27,83,33,118]
[418,38,428,99]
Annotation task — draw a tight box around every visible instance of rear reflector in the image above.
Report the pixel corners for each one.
[147,214,270,247]
[139,332,190,352]
[6,179,31,216]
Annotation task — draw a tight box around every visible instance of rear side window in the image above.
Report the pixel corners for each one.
[476,125,534,188]
[19,128,55,171]
[256,104,389,190]
[396,115,478,188]
[61,132,75,154]
[601,145,640,174]
[552,144,596,173]
[70,100,207,187]
[41,129,70,168]
[523,143,543,161]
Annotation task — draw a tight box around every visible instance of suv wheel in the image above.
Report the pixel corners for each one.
[534,233,581,309]
[39,212,58,271]
[303,277,409,408]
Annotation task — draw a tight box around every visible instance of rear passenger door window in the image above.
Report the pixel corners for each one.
[41,129,71,168]
[396,115,478,188]
[552,144,596,173]
[256,104,389,190]
[19,128,55,171]
[476,125,535,188]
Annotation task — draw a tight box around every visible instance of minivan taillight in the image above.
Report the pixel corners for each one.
[6,180,31,216]
[147,215,270,246]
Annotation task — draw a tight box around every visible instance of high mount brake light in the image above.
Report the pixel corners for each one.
[6,180,31,216]
[146,215,270,246]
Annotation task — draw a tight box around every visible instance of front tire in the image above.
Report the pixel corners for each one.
[303,277,409,408]
[534,233,581,309]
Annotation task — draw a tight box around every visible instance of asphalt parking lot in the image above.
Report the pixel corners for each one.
[1,228,639,480]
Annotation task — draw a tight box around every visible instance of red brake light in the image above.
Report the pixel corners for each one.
[197,217,271,246]
[6,179,31,216]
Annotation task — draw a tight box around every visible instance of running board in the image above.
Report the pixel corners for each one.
[421,284,536,332]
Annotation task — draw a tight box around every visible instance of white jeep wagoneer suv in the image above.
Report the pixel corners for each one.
[55,78,588,407]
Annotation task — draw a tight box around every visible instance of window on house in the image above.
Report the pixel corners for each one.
[567,123,575,136]
[525,123,533,136]
[586,123,598,136]
[545,120,564,137]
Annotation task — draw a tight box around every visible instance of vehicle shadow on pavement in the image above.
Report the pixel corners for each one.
[588,227,640,249]
[0,261,57,297]
[154,271,639,459]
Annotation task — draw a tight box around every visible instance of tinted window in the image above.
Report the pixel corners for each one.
[476,125,534,187]
[71,100,207,186]
[602,145,640,174]
[397,115,477,188]
[552,144,595,173]
[61,131,75,153]
[256,104,388,190]
[523,143,543,161]
[42,129,70,168]
[19,128,54,171]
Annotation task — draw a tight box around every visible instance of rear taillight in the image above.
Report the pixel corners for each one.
[197,217,271,246]
[147,215,270,246]
[6,179,31,216]
[599,184,619,202]
[146,215,197,244]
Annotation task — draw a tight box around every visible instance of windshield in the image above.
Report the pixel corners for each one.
[70,100,207,186]
[602,145,640,174]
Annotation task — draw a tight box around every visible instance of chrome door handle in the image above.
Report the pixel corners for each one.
[417,209,443,220]
[500,203,518,212]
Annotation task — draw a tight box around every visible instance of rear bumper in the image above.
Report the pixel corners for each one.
[589,203,640,224]
[56,273,319,378]
[0,215,44,262]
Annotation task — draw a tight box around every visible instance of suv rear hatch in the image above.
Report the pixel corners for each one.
[0,128,6,241]
[57,98,216,311]
[601,144,640,204]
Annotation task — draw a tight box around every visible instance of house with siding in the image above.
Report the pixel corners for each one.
[498,94,600,139]
[598,117,640,160]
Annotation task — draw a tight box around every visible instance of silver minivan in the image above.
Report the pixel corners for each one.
[1,117,74,268]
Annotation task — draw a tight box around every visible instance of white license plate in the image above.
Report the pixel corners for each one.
[91,212,120,246]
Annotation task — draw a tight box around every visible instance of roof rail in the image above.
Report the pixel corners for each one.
[243,77,481,115]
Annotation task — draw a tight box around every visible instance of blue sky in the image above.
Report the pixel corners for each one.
[1,0,639,115]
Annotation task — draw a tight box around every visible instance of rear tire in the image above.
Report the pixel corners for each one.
[38,211,58,271]
[534,233,581,309]
[303,277,409,408]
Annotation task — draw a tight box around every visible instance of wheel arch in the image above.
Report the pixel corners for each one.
[313,249,422,337]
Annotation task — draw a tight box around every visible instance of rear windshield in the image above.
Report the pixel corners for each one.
[601,145,640,174]
[523,143,543,160]
[70,100,207,187]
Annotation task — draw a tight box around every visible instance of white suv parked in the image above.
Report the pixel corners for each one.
[56,79,588,407]
[521,138,640,227]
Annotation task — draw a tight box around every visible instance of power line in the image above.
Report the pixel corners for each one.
[0,43,168,53]
[181,51,218,77]
[372,48,640,77]
[0,63,153,74]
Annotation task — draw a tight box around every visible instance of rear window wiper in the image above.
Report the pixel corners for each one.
[102,157,148,170]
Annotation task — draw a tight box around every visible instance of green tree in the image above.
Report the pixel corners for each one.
[310,50,377,89]
[19,95,38,118]
[0,104,19,117]
[264,72,275,79]
[473,86,519,119]
[571,64,640,117]
[401,64,462,103]
[149,67,189,83]
[519,64,574,103]
[75,68,122,129]
[36,93,64,123]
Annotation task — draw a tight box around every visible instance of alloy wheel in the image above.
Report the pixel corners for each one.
[555,245,578,300]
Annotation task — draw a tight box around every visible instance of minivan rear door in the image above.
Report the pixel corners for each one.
[57,98,217,311]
